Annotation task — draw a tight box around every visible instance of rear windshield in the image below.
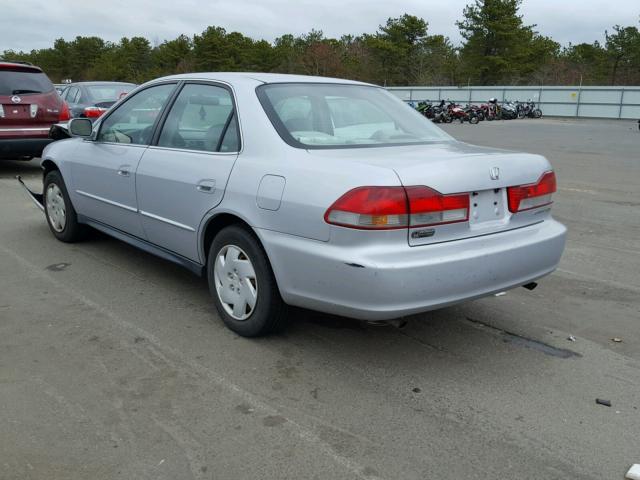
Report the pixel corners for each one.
[0,69,54,96]
[86,84,135,102]
[257,83,452,149]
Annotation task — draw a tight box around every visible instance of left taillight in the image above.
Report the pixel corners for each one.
[59,101,70,121]
[324,186,408,229]
[324,186,470,230]
[507,171,556,213]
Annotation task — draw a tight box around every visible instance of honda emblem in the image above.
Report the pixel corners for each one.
[490,167,500,180]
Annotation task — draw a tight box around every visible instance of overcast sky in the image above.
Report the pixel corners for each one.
[1,0,638,52]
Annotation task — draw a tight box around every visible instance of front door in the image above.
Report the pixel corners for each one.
[136,82,241,262]
[69,83,177,238]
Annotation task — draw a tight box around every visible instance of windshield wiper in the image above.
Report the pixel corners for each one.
[12,89,41,95]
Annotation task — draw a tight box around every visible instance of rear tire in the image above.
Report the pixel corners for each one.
[534,109,542,118]
[207,225,289,337]
[43,170,86,243]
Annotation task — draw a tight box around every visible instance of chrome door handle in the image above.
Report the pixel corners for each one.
[117,169,130,177]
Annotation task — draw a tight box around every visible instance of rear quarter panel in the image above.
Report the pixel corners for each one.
[207,79,401,248]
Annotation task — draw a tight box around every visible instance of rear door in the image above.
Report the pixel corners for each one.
[69,83,177,237]
[135,82,240,262]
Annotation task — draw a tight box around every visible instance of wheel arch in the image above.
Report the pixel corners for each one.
[199,212,284,294]
[41,158,60,177]
[201,212,270,264]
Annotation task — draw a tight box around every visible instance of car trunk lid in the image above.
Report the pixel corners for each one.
[308,141,554,246]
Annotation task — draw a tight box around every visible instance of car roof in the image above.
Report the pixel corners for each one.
[0,61,43,72]
[66,81,136,87]
[154,72,374,86]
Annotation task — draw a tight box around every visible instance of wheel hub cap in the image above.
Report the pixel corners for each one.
[213,245,257,321]
[45,183,66,233]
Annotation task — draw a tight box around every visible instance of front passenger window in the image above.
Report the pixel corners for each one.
[157,83,238,152]
[97,83,175,145]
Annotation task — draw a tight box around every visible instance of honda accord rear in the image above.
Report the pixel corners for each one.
[254,81,567,321]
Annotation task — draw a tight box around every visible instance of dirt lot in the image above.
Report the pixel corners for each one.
[1,118,638,479]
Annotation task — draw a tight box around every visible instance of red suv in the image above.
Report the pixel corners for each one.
[0,61,69,160]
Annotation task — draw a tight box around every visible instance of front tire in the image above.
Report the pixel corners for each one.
[207,225,288,337]
[43,170,86,243]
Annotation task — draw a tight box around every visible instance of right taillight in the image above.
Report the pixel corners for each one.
[324,186,470,230]
[59,101,70,121]
[507,171,556,213]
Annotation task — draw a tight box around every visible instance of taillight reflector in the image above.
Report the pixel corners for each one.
[507,171,556,213]
[324,186,470,230]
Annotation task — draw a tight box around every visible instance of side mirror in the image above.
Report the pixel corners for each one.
[69,118,93,138]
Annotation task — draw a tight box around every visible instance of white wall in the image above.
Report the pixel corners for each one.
[387,86,640,119]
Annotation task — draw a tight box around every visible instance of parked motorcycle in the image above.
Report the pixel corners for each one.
[467,104,485,121]
[482,98,500,121]
[501,100,519,120]
[447,101,479,124]
[524,99,542,118]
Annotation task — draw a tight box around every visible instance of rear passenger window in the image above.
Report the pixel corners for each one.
[157,84,239,153]
[65,87,79,104]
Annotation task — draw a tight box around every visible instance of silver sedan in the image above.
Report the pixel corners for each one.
[22,73,566,336]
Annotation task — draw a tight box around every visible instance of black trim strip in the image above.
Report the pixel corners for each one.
[215,110,235,152]
[77,214,205,276]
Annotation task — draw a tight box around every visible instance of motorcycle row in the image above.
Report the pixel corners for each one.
[409,98,543,124]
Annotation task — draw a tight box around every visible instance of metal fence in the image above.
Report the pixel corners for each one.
[387,86,640,119]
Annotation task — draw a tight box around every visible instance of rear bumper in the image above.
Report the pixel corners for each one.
[0,137,52,159]
[258,219,567,320]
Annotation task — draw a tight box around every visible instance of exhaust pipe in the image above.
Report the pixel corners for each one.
[522,282,538,291]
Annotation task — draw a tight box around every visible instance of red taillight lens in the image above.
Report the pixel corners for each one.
[59,102,70,121]
[324,186,470,230]
[84,106,107,118]
[324,186,408,229]
[405,186,469,227]
[507,171,556,213]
